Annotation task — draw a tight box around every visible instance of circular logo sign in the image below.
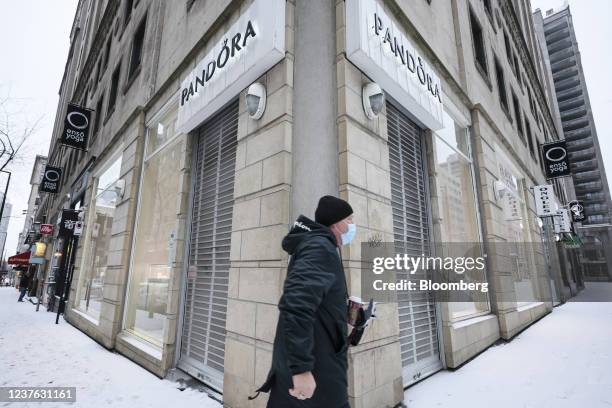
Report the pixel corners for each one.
[67,111,89,130]
[45,169,60,182]
[545,146,567,162]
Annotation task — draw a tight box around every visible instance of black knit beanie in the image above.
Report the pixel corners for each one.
[315,195,353,226]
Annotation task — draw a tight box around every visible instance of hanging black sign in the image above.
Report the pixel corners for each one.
[60,103,92,150]
[39,165,63,194]
[568,200,586,222]
[541,141,571,179]
[58,209,80,238]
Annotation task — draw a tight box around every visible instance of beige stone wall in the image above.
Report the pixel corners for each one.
[336,1,404,407]
[66,113,145,350]
[222,1,295,407]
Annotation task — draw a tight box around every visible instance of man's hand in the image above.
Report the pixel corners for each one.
[289,371,316,400]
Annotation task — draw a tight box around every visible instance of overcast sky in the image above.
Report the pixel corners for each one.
[0,0,610,257]
[0,1,78,256]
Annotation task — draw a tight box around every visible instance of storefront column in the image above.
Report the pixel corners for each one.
[335,2,404,407]
[222,3,296,407]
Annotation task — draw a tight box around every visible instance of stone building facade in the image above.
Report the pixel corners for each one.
[35,1,582,407]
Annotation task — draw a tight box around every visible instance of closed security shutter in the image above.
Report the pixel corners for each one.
[387,102,442,386]
[179,100,238,391]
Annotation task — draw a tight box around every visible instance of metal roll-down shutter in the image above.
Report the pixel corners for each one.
[179,100,238,391]
[387,101,442,386]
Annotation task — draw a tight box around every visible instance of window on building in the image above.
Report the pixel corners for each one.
[494,57,509,112]
[96,56,103,83]
[127,15,147,81]
[94,92,104,138]
[433,109,489,319]
[123,0,134,27]
[103,36,112,69]
[469,8,488,76]
[107,62,121,117]
[527,87,534,114]
[525,117,537,162]
[503,30,513,67]
[124,107,187,345]
[483,0,492,19]
[74,152,123,321]
[512,91,524,142]
[513,54,521,83]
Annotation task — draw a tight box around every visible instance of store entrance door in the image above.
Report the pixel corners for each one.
[387,101,442,386]
[178,100,238,392]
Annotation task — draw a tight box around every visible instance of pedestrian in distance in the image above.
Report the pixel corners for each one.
[17,271,30,302]
[251,195,356,408]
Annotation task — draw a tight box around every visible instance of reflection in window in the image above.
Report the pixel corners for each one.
[75,154,123,321]
[433,110,489,319]
[124,108,185,345]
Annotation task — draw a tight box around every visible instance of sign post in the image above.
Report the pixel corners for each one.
[541,141,571,179]
[60,104,92,150]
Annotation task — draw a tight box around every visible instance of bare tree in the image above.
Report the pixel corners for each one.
[0,91,42,172]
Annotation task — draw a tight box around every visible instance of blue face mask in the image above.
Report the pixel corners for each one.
[341,223,357,245]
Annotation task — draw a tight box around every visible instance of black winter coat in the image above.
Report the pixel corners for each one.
[254,215,349,408]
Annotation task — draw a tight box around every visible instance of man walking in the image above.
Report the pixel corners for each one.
[252,195,356,408]
[18,271,30,302]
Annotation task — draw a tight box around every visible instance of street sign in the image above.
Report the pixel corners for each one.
[40,224,54,235]
[58,210,80,238]
[554,209,572,233]
[39,165,63,194]
[73,221,84,236]
[541,141,571,179]
[60,103,92,150]
[534,184,556,217]
[568,200,586,222]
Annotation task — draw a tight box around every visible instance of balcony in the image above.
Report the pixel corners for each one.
[545,20,569,36]
[569,147,596,161]
[546,28,571,46]
[564,128,591,140]
[555,77,581,93]
[558,96,584,112]
[571,159,598,172]
[566,138,594,151]
[573,170,600,183]
[560,105,587,121]
[585,215,610,225]
[550,48,575,64]
[550,57,576,73]
[548,39,573,55]
[553,66,579,82]
[563,117,590,131]
[584,204,609,215]
[556,87,582,102]
[579,191,607,203]
[574,180,603,194]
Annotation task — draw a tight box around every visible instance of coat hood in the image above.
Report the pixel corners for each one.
[282,215,338,255]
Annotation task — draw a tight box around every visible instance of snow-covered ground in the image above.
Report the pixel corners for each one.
[2,283,611,408]
[404,282,612,408]
[0,287,221,408]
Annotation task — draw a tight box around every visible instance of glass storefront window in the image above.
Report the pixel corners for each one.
[124,107,185,346]
[433,110,489,319]
[74,153,123,321]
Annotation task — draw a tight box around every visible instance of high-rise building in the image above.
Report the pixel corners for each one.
[541,5,612,281]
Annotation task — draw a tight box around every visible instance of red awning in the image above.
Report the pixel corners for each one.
[8,252,31,266]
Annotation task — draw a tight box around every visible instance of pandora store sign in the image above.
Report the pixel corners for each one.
[346,0,444,130]
[177,0,285,133]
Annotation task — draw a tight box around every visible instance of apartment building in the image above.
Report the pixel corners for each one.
[33,1,581,407]
[540,5,612,282]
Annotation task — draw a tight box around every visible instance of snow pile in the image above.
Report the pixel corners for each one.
[0,287,221,408]
[404,283,612,408]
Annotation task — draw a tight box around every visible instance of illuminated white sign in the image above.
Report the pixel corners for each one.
[346,0,444,130]
[177,0,285,133]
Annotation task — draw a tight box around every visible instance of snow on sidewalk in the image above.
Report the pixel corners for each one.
[0,287,221,408]
[404,282,612,408]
